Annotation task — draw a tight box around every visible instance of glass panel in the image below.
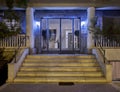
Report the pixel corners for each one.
[48,19,60,51]
[40,18,81,53]
[41,19,47,51]
[74,19,81,50]
[61,19,73,50]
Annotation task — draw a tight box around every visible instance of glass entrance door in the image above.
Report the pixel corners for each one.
[40,18,81,53]
[48,19,60,51]
[40,18,60,52]
[61,19,81,52]
[61,19,73,51]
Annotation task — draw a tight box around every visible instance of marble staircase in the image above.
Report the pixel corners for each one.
[14,54,107,83]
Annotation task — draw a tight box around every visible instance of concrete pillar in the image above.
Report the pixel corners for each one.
[87,7,95,53]
[26,7,36,54]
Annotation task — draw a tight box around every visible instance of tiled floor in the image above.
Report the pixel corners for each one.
[0,83,120,92]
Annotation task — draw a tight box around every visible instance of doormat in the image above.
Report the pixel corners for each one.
[58,82,74,86]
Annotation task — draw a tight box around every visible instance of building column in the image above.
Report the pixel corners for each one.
[26,7,36,54]
[87,7,95,53]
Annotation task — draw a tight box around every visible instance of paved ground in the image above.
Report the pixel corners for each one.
[0,83,120,92]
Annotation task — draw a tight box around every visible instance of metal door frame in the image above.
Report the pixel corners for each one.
[40,17,81,53]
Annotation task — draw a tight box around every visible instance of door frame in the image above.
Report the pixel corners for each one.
[40,17,81,54]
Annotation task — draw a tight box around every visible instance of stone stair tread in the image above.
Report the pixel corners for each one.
[13,54,106,83]
[25,58,96,60]
[26,55,95,59]
[17,71,103,75]
[15,76,105,78]
[14,77,106,83]
[22,62,98,64]
[18,71,102,74]
[20,66,101,72]
[23,62,98,64]
[24,59,96,62]
[20,66,100,68]
[22,62,99,67]
[17,71,103,77]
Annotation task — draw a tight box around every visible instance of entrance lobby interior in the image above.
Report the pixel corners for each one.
[39,18,87,54]
[34,10,88,54]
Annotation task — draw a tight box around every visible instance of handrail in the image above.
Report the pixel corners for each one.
[96,36,108,64]
[14,35,28,63]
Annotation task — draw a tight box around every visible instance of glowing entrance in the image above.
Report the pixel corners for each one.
[40,18,83,53]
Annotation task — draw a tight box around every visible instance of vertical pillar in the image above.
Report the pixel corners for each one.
[26,7,36,54]
[87,7,95,53]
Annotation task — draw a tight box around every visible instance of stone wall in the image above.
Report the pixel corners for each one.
[105,49,120,61]
[104,49,120,80]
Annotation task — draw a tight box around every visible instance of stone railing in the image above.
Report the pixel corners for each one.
[92,48,112,82]
[94,35,120,48]
[0,34,27,48]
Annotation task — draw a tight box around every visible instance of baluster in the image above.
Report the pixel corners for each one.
[2,38,3,47]
[101,35,102,47]
[20,35,22,47]
[113,40,115,47]
[4,38,5,47]
[10,36,12,47]
[6,37,8,47]
[25,35,26,47]
[12,36,14,47]
[101,35,103,47]
[105,38,108,47]
[3,37,5,47]
[24,35,25,47]
[1,38,3,47]
[16,35,17,47]
[13,36,15,47]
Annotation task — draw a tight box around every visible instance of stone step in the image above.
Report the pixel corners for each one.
[24,58,96,63]
[14,77,107,83]
[20,66,101,72]
[13,54,106,83]
[22,62,99,67]
[17,71,103,77]
[26,55,95,59]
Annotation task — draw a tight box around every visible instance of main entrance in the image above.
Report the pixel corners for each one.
[39,18,85,54]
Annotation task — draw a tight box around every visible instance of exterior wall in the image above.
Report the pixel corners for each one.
[34,10,87,52]
[34,10,120,52]
[34,10,87,21]
[105,49,120,61]
[104,49,120,80]
[1,10,120,39]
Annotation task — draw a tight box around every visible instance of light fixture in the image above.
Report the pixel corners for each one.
[36,21,40,26]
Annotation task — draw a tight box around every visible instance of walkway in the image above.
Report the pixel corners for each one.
[0,83,120,92]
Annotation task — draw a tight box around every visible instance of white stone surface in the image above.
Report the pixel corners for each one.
[87,7,95,49]
[26,7,35,49]
[7,49,29,82]
[105,49,120,61]
[92,48,112,82]
[105,49,120,80]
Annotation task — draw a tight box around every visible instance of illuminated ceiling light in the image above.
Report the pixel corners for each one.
[81,21,86,27]
[36,21,40,26]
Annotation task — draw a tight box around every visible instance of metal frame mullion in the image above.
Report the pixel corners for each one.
[46,18,49,52]
[60,18,62,53]
[40,18,42,53]
[72,18,74,52]
[79,18,81,53]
